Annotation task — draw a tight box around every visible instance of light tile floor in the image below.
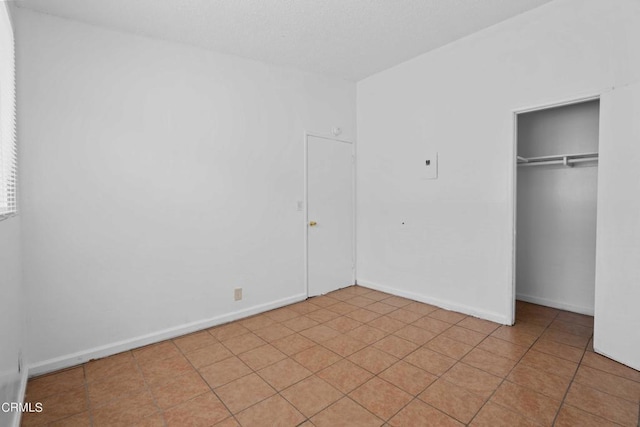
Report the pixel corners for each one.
[21,285,640,426]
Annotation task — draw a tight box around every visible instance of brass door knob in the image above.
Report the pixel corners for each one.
[309,221,317,227]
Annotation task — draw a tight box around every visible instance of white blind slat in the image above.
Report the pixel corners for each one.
[0,3,17,218]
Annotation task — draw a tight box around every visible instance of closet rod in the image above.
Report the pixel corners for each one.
[518,154,598,167]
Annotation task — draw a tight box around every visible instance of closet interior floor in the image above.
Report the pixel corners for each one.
[21,286,640,426]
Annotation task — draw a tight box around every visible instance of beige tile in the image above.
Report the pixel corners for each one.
[317,359,374,393]
[548,319,593,337]
[461,348,517,378]
[258,358,312,390]
[300,324,342,343]
[393,324,437,345]
[238,314,276,331]
[555,311,594,327]
[441,325,487,346]
[288,301,321,315]
[91,389,158,427]
[130,413,166,427]
[345,295,377,307]
[573,364,640,403]
[469,401,539,427]
[138,353,194,385]
[83,352,134,384]
[88,370,146,407]
[133,341,181,363]
[293,345,342,372]
[347,324,388,344]
[183,342,233,368]
[404,347,457,376]
[555,404,618,427]
[236,395,305,427]
[221,332,266,355]
[322,334,368,357]
[22,386,89,427]
[531,338,584,363]
[311,397,383,427]
[345,308,382,323]
[281,375,343,417]
[214,373,276,413]
[565,382,639,426]
[411,316,452,334]
[307,308,341,323]
[541,328,590,349]
[49,411,92,427]
[326,301,360,315]
[172,330,217,353]
[271,333,316,356]
[379,361,437,395]
[263,307,300,322]
[209,323,250,341]
[428,309,466,324]
[456,317,500,335]
[581,351,640,383]
[307,295,340,308]
[476,336,528,361]
[350,377,412,420]
[365,302,397,315]
[389,399,463,427]
[490,326,537,347]
[490,381,561,426]
[348,346,398,374]
[519,350,578,379]
[441,363,502,399]
[199,356,252,388]
[403,302,439,316]
[26,367,85,401]
[149,370,210,410]
[252,324,295,342]
[419,379,485,424]
[281,315,319,332]
[507,363,571,400]
[373,335,418,358]
[425,335,473,360]
[386,308,424,324]
[382,296,413,308]
[162,392,230,427]
[237,344,287,370]
[510,320,547,337]
[324,316,363,333]
[367,316,406,333]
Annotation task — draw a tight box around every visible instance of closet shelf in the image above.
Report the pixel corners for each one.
[517,152,598,167]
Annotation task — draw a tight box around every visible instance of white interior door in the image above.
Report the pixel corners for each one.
[306,135,354,296]
[594,82,640,370]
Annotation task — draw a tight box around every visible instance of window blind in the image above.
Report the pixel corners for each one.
[0,4,17,218]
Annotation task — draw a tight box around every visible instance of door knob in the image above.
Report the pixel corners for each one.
[309,221,317,227]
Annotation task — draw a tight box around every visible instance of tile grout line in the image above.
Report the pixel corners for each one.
[466,308,561,426]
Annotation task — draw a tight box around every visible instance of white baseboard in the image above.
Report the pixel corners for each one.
[357,279,510,325]
[28,293,307,377]
[516,293,594,316]
[0,366,28,427]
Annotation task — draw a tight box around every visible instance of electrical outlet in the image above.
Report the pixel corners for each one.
[234,288,243,301]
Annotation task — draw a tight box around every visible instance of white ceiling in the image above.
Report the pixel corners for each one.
[16,0,553,81]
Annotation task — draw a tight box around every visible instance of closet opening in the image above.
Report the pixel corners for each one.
[514,98,600,326]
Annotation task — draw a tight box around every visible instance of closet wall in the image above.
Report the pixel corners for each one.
[516,100,599,315]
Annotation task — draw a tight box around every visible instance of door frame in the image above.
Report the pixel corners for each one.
[304,131,356,298]
[508,93,602,325]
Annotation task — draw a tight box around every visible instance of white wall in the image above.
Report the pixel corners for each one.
[356,0,640,360]
[0,216,25,427]
[16,9,355,374]
[0,4,26,426]
[516,101,599,315]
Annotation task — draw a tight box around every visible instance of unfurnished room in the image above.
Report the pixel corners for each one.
[0,0,639,426]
